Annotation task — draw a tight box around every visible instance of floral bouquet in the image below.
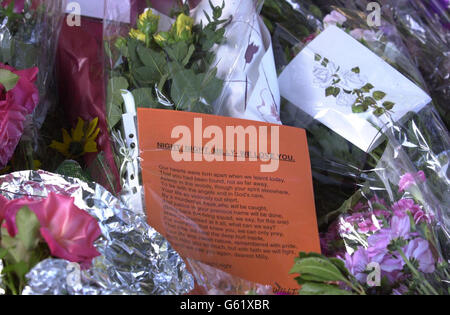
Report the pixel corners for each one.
[0,170,193,295]
[101,0,285,293]
[0,191,102,294]
[101,0,281,203]
[261,1,449,231]
[259,2,450,295]
[292,164,449,295]
[0,0,63,173]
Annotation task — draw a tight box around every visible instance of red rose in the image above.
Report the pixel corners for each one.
[0,63,39,168]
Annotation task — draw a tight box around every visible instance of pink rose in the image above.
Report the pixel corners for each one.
[323,10,347,28]
[350,28,378,42]
[1,193,101,269]
[0,63,39,168]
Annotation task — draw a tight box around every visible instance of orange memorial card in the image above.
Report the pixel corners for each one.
[137,108,320,292]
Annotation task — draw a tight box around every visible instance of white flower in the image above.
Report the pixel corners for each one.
[336,92,357,107]
[341,70,367,90]
[313,61,338,88]
[323,10,347,28]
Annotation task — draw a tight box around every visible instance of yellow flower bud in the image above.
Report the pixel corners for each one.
[173,13,194,42]
[129,28,146,42]
[154,32,170,47]
[137,9,160,35]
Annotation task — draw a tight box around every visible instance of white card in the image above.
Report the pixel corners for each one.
[278,26,431,152]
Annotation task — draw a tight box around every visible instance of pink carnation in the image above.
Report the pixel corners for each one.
[0,63,39,168]
[398,171,426,192]
[392,198,430,224]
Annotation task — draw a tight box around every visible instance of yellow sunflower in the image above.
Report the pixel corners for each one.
[50,117,100,159]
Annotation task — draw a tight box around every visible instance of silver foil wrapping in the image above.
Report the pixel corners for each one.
[0,170,194,295]
[0,259,4,295]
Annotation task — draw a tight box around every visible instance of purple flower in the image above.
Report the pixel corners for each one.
[366,215,411,278]
[403,238,435,273]
[344,248,369,283]
[398,171,426,192]
[390,215,411,238]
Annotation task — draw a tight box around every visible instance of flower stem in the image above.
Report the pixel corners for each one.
[398,248,439,295]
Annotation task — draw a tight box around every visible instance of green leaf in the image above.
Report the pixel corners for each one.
[318,189,363,228]
[3,261,29,280]
[170,63,223,112]
[325,86,335,97]
[373,91,386,101]
[332,87,340,97]
[164,41,189,64]
[183,44,196,66]
[1,206,40,265]
[314,53,322,61]
[296,252,325,260]
[0,68,19,91]
[0,248,8,260]
[133,66,161,85]
[329,258,350,276]
[137,44,167,77]
[132,88,158,108]
[361,83,374,93]
[127,39,144,68]
[299,283,353,295]
[373,107,386,117]
[362,97,376,106]
[56,160,92,183]
[382,101,395,110]
[352,104,368,113]
[106,76,129,130]
[351,67,360,74]
[290,257,347,282]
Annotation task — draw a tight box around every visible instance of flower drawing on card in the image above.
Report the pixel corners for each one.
[312,53,396,117]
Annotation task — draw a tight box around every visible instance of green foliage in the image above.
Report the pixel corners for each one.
[106,76,129,130]
[290,252,364,295]
[0,69,19,91]
[1,206,49,295]
[105,0,230,125]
